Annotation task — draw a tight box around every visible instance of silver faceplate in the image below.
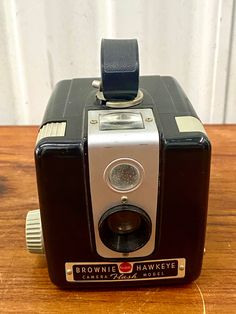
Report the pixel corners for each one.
[88,108,159,258]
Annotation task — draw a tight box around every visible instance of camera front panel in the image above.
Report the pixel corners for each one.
[87,108,159,258]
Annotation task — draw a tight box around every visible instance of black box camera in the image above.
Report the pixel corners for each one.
[26,39,211,288]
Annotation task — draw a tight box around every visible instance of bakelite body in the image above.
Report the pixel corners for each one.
[35,76,211,288]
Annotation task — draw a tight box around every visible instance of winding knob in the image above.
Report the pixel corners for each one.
[25,209,44,254]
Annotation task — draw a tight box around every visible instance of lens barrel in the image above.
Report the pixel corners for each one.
[99,205,152,253]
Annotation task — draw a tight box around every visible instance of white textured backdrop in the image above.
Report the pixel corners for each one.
[0,0,235,124]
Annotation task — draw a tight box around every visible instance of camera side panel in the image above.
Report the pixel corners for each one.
[157,132,211,282]
[34,140,95,286]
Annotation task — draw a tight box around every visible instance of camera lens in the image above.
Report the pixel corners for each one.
[108,211,141,234]
[99,205,151,253]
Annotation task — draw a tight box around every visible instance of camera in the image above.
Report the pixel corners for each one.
[26,39,211,288]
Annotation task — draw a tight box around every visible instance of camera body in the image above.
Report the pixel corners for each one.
[33,73,211,288]
[26,39,211,288]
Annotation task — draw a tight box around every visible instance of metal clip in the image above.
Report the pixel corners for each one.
[92,80,143,109]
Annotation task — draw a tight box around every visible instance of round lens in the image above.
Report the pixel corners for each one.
[108,163,140,191]
[99,205,152,253]
[107,211,141,234]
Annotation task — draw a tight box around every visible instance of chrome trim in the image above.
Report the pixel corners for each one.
[88,108,159,258]
[175,116,206,134]
[36,122,66,143]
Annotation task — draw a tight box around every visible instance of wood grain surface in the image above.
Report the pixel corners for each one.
[0,125,235,314]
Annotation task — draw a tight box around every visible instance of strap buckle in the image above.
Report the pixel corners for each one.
[92,80,143,108]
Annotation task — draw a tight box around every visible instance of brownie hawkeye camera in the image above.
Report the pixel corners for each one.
[26,39,211,288]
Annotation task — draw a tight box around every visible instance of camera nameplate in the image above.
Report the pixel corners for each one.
[65,258,186,282]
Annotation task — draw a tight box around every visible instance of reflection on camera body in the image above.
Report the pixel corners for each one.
[26,39,211,288]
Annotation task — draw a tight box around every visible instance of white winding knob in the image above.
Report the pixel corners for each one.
[25,209,44,254]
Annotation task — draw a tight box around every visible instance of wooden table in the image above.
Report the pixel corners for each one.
[0,125,235,313]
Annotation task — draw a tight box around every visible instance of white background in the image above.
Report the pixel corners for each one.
[0,0,235,124]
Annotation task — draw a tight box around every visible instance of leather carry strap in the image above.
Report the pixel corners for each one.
[101,39,139,101]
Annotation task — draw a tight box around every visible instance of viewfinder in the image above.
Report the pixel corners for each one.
[99,112,144,130]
